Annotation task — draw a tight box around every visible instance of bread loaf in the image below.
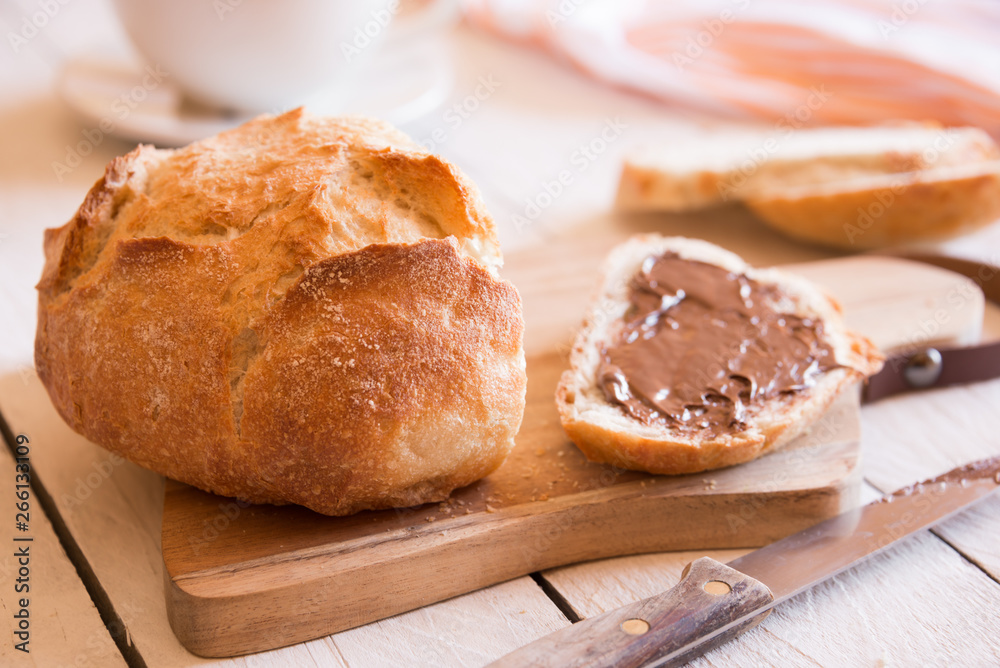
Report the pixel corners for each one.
[556,235,882,475]
[35,109,526,516]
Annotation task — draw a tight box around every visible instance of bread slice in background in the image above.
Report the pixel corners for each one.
[555,235,883,475]
[35,109,525,516]
[745,160,1000,249]
[617,124,999,212]
[616,124,1000,249]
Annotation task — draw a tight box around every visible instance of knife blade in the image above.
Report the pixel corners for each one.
[488,455,1000,668]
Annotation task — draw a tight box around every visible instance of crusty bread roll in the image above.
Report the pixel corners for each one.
[555,235,882,475]
[616,124,1000,249]
[35,109,526,516]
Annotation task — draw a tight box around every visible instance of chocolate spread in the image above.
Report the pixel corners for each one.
[598,253,837,435]
[884,455,1000,501]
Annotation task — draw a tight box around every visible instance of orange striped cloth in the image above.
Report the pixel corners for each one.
[464,0,1000,136]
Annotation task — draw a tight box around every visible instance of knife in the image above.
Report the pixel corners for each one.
[488,455,1000,668]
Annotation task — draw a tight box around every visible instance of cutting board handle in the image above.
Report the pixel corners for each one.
[486,557,773,668]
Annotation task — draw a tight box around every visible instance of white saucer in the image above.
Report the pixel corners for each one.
[58,42,453,147]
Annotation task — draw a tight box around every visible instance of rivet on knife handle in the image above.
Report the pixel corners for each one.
[486,558,773,668]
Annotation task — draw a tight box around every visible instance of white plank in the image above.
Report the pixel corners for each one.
[330,578,568,667]
[0,434,125,667]
[932,498,1000,583]
[861,382,1000,493]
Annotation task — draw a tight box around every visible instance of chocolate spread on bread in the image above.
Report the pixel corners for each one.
[598,253,837,435]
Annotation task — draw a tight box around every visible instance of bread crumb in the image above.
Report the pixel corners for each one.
[485,504,496,513]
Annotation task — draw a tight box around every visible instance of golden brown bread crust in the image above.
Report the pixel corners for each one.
[745,163,1000,250]
[35,109,525,515]
[555,235,883,475]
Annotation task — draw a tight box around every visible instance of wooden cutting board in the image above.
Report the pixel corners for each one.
[161,235,983,657]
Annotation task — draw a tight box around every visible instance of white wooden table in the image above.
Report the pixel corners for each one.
[1,1,999,665]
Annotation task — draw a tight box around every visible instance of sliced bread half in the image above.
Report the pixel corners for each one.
[745,161,1000,249]
[555,235,883,475]
[616,124,999,212]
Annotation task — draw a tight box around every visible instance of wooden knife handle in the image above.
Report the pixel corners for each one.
[487,558,773,668]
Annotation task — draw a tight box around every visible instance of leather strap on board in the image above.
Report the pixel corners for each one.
[863,253,1000,403]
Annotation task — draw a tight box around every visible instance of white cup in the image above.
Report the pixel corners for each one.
[111,0,454,114]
